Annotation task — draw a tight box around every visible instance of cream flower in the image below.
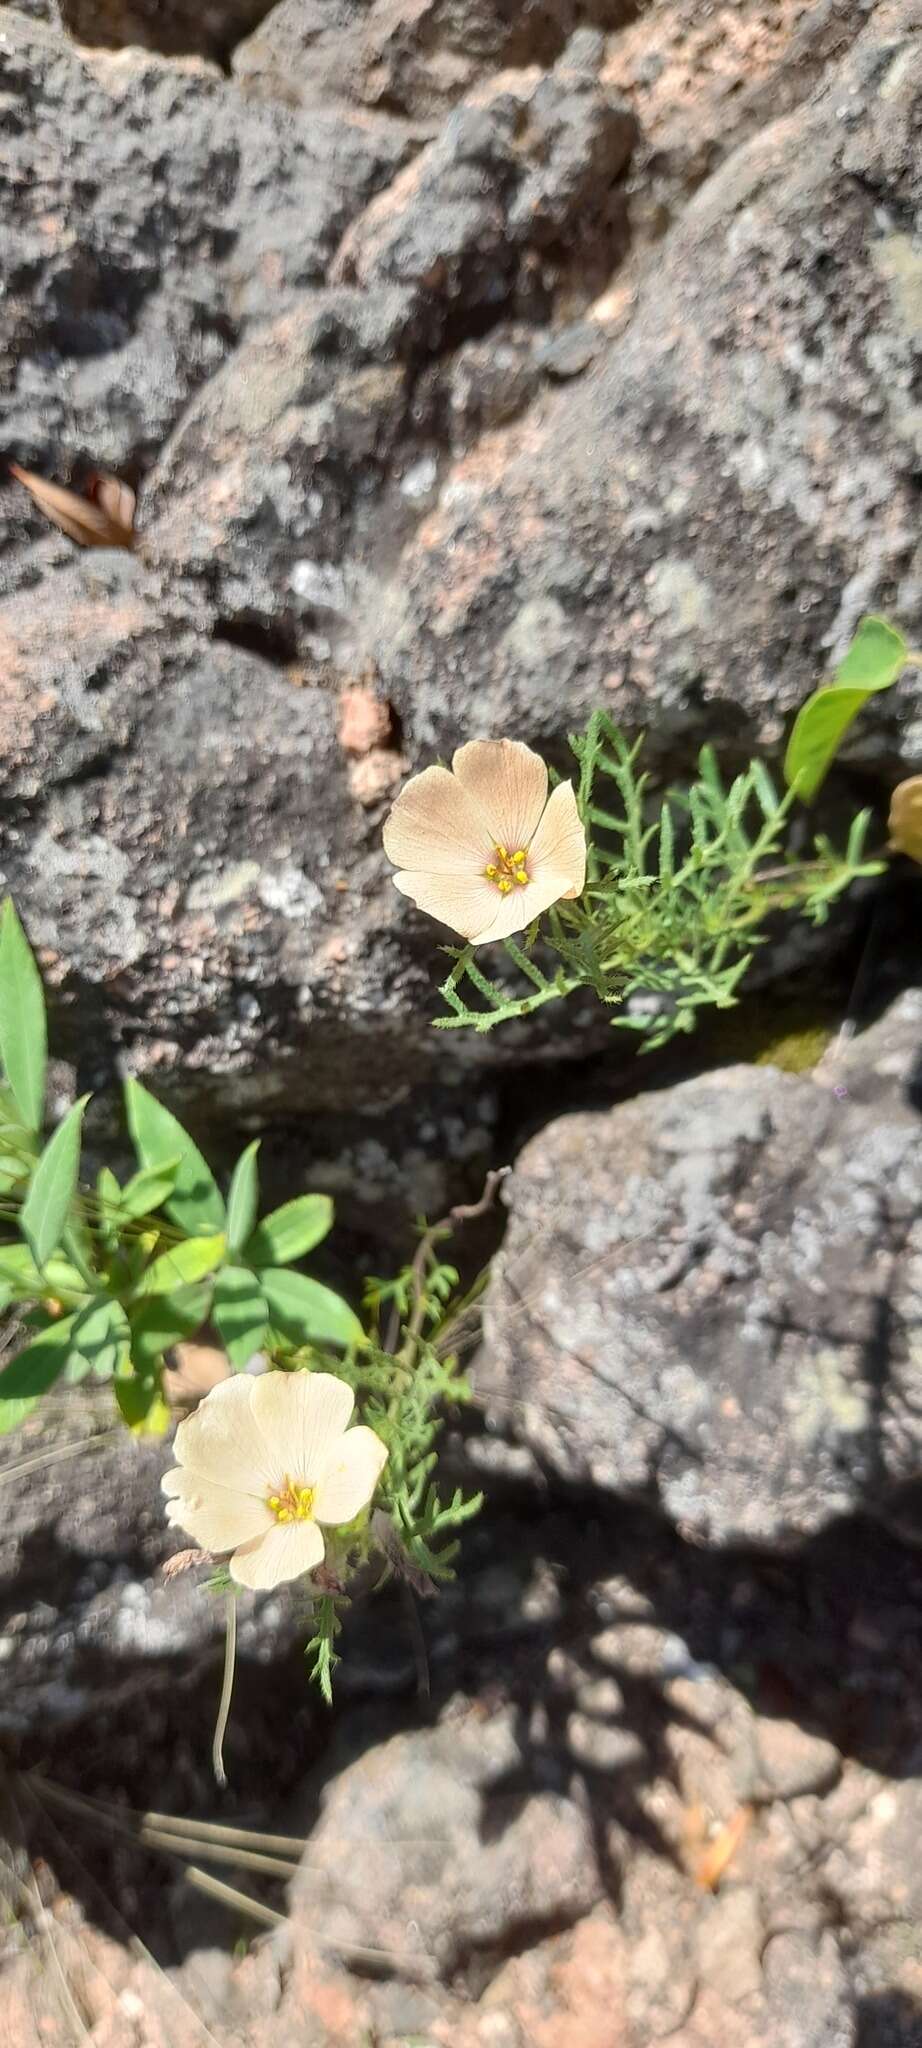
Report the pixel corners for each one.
[888,776,922,864]
[383,738,587,945]
[162,1371,387,1591]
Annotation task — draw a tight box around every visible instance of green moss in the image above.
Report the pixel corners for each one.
[707,1002,837,1074]
[753,1022,836,1074]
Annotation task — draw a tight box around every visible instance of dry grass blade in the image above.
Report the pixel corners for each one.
[9,464,136,550]
[0,1429,120,1486]
[182,1866,285,1930]
[16,1776,227,2048]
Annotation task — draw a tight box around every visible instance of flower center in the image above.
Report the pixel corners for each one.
[484,844,529,895]
[267,1477,315,1524]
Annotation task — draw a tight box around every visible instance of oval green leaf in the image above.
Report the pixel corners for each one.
[19,1096,90,1271]
[68,1296,131,1382]
[134,1233,226,1297]
[129,1282,212,1372]
[784,616,908,801]
[245,1194,334,1269]
[213,1263,269,1370]
[0,1312,77,1422]
[261,1266,363,1349]
[0,1244,88,1300]
[226,1141,261,1257]
[0,899,47,1133]
[124,1079,225,1235]
[119,1156,183,1220]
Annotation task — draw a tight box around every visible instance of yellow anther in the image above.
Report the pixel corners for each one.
[267,1476,316,1524]
[486,841,531,895]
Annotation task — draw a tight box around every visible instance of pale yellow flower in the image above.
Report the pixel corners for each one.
[888,776,922,864]
[162,1371,387,1591]
[383,739,587,944]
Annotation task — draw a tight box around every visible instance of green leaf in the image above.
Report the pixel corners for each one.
[119,1156,183,1220]
[19,1098,89,1270]
[0,1243,87,1300]
[226,1141,261,1256]
[129,1282,212,1372]
[784,616,908,800]
[246,1194,334,1269]
[134,1233,226,1297]
[124,1079,225,1235]
[0,1312,77,1423]
[213,1263,269,1370]
[0,900,47,1134]
[67,1297,130,1383]
[261,1267,363,1349]
[115,1367,170,1436]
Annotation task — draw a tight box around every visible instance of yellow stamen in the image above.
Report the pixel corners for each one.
[484,842,531,894]
[267,1477,315,1523]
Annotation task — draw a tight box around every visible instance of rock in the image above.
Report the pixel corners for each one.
[289,1700,603,1982]
[56,0,273,64]
[234,0,635,121]
[374,0,922,771]
[0,10,411,516]
[480,990,922,1545]
[743,1717,841,1803]
[536,319,604,379]
[331,48,636,333]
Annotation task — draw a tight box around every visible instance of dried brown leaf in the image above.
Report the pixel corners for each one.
[9,463,136,550]
[692,1805,753,1891]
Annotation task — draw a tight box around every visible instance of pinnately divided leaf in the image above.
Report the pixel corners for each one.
[0,899,47,1133]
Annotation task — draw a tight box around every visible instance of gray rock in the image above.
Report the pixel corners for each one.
[289,1702,602,1981]
[480,990,922,1545]
[0,10,411,507]
[53,1,273,63]
[373,0,922,772]
[332,51,635,332]
[234,0,635,120]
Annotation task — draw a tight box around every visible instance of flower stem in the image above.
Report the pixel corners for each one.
[212,1590,237,1787]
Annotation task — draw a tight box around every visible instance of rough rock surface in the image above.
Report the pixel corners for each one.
[480,990,922,1544]
[1,0,919,1144]
[5,1440,922,2044]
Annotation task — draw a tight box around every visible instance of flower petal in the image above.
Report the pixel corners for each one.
[313,1426,389,1525]
[524,780,586,897]
[249,1369,354,1488]
[392,866,502,941]
[171,1374,276,1493]
[452,740,548,853]
[162,1469,274,1552]
[229,1518,325,1590]
[468,785,586,944]
[383,765,493,875]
